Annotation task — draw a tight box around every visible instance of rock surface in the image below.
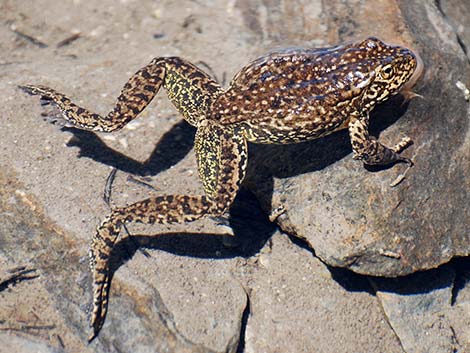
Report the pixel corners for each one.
[234,232,404,353]
[1,0,469,352]
[371,262,470,353]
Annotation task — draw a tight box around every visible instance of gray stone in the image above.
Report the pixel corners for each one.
[439,0,470,54]
[0,333,64,353]
[371,266,470,353]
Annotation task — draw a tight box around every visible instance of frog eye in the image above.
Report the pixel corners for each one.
[381,64,394,79]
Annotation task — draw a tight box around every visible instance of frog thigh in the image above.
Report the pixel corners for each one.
[195,120,248,212]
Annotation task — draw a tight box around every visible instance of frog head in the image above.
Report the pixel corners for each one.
[355,37,423,109]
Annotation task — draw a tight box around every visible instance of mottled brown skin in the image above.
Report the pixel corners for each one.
[19,37,420,341]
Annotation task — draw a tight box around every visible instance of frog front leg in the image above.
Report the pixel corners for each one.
[19,57,223,131]
[88,122,248,341]
[348,115,412,165]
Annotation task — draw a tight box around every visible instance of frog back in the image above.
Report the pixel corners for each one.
[211,43,378,143]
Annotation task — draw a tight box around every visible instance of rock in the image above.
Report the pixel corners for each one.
[246,0,470,276]
[370,263,470,353]
[438,0,470,53]
[0,169,230,353]
[234,232,404,353]
[0,333,64,353]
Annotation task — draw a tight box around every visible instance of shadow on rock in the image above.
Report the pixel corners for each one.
[369,265,455,295]
[63,119,196,176]
[327,266,376,294]
[330,256,470,299]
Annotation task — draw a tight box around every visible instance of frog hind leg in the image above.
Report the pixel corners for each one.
[19,57,223,131]
[348,115,413,165]
[88,122,247,341]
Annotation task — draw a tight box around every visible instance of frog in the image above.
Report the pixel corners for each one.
[19,36,422,341]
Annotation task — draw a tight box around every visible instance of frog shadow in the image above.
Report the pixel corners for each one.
[61,115,278,286]
[62,118,196,177]
[62,95,410,283]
